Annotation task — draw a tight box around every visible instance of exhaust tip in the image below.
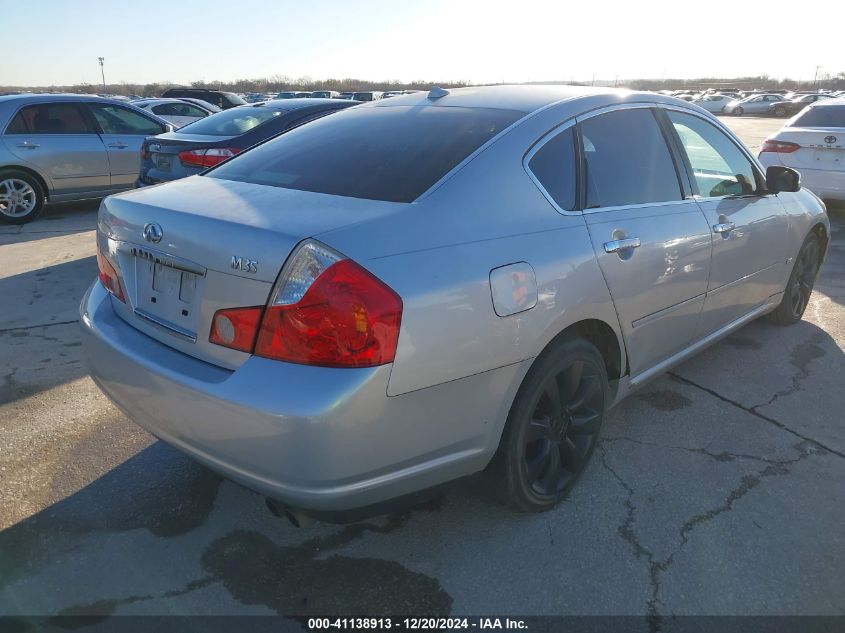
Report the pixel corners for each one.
[265,497,315,528]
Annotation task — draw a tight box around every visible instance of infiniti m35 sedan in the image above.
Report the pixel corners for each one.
[80,86,828,523]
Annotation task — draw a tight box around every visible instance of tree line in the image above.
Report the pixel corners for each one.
[2,73,844,97]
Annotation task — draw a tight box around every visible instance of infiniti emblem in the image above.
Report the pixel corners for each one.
[824,135,837,144]
[143,222,163,243]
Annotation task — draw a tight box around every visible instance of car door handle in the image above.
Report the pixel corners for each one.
[15,142,39,149]
[604,237,641,253]
[107,142,129,149]
[713,222,736,235]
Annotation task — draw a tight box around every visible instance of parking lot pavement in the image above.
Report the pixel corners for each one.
[1,118,844,619]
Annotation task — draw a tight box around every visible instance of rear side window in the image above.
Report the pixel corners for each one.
[208,106,524,203]
[792,106,845,128]
[528,127,577,211]
[88,104,165,135]
[7,103,92,134]
[178,107,285,136]
[580,109,681,208]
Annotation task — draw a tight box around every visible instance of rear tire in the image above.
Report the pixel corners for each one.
[767,232,823,326]
[0,170,45,225]
[490,337,607,512]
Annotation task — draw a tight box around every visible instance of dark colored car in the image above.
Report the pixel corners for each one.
[768,94,834,117]
[161,88,247,110]
[137,99,356,186]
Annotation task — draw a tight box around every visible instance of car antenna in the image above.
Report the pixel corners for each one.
[428,86,449,99]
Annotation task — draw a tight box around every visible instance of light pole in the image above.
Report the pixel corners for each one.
[813,65,821,88]
[98,57,106,91]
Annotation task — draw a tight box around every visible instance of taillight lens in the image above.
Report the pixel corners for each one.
[178,147,240,168]
[140,143,149,160]
[97,244,125,303]
[209,240,403,367]
[761,140,801,153]
[209,307,263,352]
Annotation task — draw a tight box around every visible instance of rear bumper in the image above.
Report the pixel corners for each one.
[797,168,845,201]
[80,281,527,512]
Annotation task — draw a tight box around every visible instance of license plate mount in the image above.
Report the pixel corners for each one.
[131,247,204,340]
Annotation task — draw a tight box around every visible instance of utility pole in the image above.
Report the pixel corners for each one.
[98,57,106,91]
[813,65,821,88]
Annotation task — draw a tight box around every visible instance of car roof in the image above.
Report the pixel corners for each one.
[366,84,679,113]
[133,98,184,105]
[258,98,354,109]
[0,93,121,104]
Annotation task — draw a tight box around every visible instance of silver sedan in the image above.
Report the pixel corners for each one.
[0,94,171,224]
[724,93,785,115]
[80,86,828,523]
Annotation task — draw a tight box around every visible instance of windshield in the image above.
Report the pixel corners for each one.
[208,105,524,202]
[176,107,285,136]
[792,105,845,128]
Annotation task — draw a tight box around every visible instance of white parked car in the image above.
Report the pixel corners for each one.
[693,94,733,113]
[759,97,845,201]
[131,98,214,128]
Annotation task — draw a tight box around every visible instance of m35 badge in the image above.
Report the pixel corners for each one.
[231,256,258,274]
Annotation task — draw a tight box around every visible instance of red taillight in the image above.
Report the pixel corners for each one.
[178,147,241,168]
[254,259,403,367]
[140,143,149,160]
[209,307,264,352]
[761,140,800,153]
[97,246,125,303]
[209,240,403,367]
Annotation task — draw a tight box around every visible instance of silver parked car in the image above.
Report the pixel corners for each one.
[724,93,785,116]
[80,86,828,523]
[131,98,215,129]
[0,94,171,224]
[692,94,733,113]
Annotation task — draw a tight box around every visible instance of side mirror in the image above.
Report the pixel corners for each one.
[766,165,800,193]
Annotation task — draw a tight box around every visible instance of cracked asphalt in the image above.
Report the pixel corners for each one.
[1,117,843,619]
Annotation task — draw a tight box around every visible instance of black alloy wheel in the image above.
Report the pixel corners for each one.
[491,338,608,512]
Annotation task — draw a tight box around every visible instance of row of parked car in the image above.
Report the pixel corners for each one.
[672,89,844,117]
[1,86,843,225]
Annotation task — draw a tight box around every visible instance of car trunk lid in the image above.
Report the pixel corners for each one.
[99,175,404,368]
[770,127,845,170]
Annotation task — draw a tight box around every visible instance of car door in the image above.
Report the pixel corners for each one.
[662,108,789,337]
[744,96,764,113]
[1,101,111,197]
[578,106,712,377]
[85,103,168,189]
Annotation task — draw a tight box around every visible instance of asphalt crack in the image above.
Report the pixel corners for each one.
[599,439,819,632]
[749,333,825,412]
[668,372,844,460]
[53,576,216,620]
[0,320,78,334]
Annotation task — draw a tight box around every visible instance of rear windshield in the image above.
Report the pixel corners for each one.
[177,107,285,136]
[207,105,524,202]
[792,105,845,128]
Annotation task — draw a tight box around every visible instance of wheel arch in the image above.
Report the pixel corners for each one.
[0,164,51,201]
[538,318,624,383]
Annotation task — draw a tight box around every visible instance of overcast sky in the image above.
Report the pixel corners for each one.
[2,0,840,86]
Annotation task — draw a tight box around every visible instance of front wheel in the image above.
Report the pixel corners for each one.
[734,107,744,116]
[773,106,787,117]
[490,338,607,512]
[0,170,45,224]
[768,233,823,325]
